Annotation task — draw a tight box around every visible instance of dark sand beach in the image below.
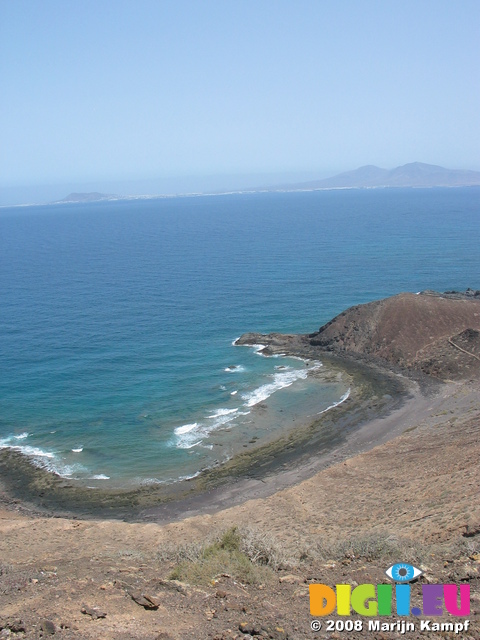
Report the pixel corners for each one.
[1,350,417,521]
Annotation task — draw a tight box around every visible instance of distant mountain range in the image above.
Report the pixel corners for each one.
[54,163,480,204]
[267,162,480,191]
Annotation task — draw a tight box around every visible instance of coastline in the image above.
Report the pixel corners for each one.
[2,291,479,638]
[0,345,433,522]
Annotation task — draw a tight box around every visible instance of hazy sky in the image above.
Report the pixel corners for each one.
[1,0,479,196]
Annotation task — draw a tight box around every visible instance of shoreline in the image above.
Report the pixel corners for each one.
[0,346,436,522]
[2,290,479,638]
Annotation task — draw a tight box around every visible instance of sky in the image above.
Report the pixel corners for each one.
[1,0,479,203]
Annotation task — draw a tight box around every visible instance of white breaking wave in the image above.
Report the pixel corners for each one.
[173,405,251,449]
[173,422,203,449]
[0,434,55,459]
[173,351,325,451]
[207,407,238,418]
[90,474,110,480]
[72,447,83,453]
[0,435,89,478]
[2,443,55,458]
[176,436,203,449]
[242,368,308,407]
[174,422,199,435]
[251,344,266,355]
[317,388,351,415]
[140,469,202,485]
[209,409,249,430]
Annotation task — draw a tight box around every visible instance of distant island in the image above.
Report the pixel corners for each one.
[52,162,480,205]
[266,162,480,191]
[55,192,118,203]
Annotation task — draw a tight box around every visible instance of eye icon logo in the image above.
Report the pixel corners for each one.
[385,563,423,583]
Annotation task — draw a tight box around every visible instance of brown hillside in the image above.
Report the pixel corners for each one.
[309,292,480,378]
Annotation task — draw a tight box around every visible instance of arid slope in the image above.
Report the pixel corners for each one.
[309,292,480,378]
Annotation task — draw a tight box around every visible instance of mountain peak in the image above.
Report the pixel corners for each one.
[274,162,480,190]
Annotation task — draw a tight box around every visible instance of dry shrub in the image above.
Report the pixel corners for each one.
[161,526,299,586]
[448,535,480,558]
[309,533,432,564]
[239,526,296,570]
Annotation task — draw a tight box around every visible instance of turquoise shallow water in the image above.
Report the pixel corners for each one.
[0,188,479,485]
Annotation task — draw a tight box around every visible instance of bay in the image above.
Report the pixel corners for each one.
[0,188,478,484]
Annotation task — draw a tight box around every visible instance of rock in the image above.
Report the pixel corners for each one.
[216,589,228,598]
[129,591,160,609]
[40,619,56,635]
[157,578,188,594]
[0,620,26,634]
[238,621,262,635]
[80,605,107,619]
[278,575,302,584]
[239,622,253,634]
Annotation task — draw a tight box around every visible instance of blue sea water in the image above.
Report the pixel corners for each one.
[0,188,479,485]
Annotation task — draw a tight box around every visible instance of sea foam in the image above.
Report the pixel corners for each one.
[174,422,199,435]
[317,388,351,414]
[242,368,308,407]
[0,434,88,478]
[207,407,238,418]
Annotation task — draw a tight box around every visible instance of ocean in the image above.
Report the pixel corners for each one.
[0,188,479,486]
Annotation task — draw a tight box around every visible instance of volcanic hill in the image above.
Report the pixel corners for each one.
[238,290,480,381]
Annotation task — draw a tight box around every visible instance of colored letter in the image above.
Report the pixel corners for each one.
[351,584,377,616]
[422,584,443,615]
[336,584,351,615]
[395,584,410,616]
[309,584,336,616]
[377,584,392,616]
[444,584,470,616]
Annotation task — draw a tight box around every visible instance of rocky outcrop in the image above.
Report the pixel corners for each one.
[308,292,480,373]
[237,291,480,380]
[234,333,308,355]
